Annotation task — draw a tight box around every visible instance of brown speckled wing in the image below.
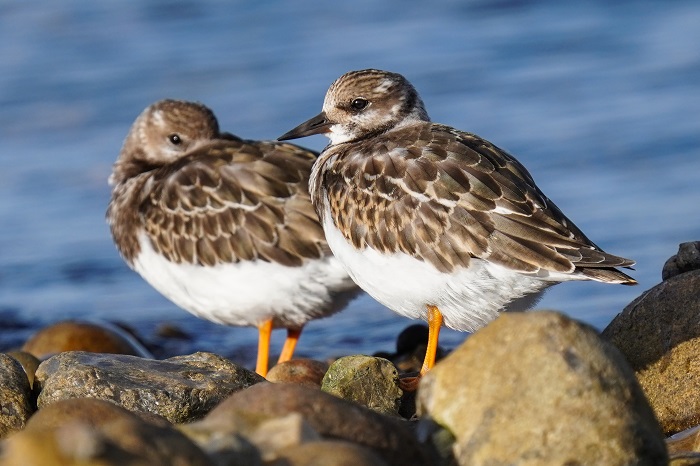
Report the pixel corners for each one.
[142,139,327,267]
[321,123,635,282]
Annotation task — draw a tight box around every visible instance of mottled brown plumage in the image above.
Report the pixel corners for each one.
[108,99,357,377]
[279,69,636,383]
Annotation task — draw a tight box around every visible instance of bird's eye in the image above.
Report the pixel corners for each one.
[168,134,182,145]
[350,98,369,111]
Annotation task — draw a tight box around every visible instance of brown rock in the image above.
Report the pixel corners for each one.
[419,311,668,466]
[206,382,431,466]
[603,270,700,435]
[21,320,152,359]
[267,359,329,387]
[35,351,264,423]
[268,440,389,466]
[3,397,210,465]
[0,353,33,439]
[26,397,170,431]
[0,423,145,466]
[321,355,402,416]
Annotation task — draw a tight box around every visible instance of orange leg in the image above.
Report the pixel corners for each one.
[421,304,444,374]
[256,319,273,377]
[400,304,444,392]
[277,327,303,364]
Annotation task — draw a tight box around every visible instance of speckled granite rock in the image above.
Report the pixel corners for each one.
[34,351,264,423]
[0,353,33,439]
[321,355,402,416]
[418,311,668,466]
[603,269,700,435]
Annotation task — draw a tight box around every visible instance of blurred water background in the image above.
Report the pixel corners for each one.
[1,1,698,367]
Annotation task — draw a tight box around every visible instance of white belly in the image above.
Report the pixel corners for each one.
[132,233,356,329]
[322,209,556,332]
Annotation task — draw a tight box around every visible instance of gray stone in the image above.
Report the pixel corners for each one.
[663,241,700,280]
[322,355,402,416]
[418,311,668,466]
[34,351,264,423]
[603,270,700,434]
[0,353,33,439]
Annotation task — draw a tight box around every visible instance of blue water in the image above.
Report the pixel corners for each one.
[1,1,699,366]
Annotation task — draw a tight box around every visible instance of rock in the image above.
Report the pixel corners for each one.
[6,350,40,388]
[3,398,210,465]
[321,355,402,416]
[181,407,320,463]
[34,351,264,423]
[0,423,144,466]
[204,382,431,466]
[603,270,700,435]
[668,424,700,455]
[0,353,33,439]
[25,397,170,430]
[418,311,668,466]
[21,320,152,359]
[669,453,700,466]
[663,241,700,280]
[267,359,329,387]
[268,440,389,466]
[178,410,264,466]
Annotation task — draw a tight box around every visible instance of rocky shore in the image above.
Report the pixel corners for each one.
[1,242,700,465]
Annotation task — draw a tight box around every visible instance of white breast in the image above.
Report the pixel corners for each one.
[320,204,556,332]
[131,232,355,328]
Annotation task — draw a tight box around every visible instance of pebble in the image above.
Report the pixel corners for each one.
[321,355,402,416]
[266,358,329,387]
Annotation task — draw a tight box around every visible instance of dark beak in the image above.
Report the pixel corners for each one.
[278,112,331,141]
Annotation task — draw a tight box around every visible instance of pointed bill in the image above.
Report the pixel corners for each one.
[278,112,331,141]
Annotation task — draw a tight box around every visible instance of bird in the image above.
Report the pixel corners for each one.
[107,99,358,377]
[278,69,636,389]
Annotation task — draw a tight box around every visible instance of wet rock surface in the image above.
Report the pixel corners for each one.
[34,351,264,423]
[418,311,668,466]
[321,355,402,416]
[603,269,700,435]
[0,354,33,439]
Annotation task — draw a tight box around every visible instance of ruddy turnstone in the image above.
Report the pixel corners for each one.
[279,69,636,387]
[108,99,357,377]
